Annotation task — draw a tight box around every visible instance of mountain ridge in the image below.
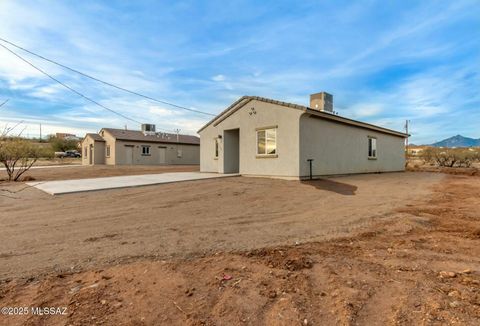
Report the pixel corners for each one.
[430,135,480,147]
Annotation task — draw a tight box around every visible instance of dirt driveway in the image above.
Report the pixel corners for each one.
[0,172,442,280]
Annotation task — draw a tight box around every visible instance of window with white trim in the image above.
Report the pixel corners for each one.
[368,137,377,158]
[141,145,151,156]
[257,128,277,155]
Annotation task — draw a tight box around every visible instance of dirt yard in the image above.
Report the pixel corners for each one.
[1,172,479,325]
[1,164,199,182]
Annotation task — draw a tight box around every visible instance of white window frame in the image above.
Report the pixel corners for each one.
[141,145,151,156]
[256,127,277,157]
[368,137,377,159]
[106,145,110,157]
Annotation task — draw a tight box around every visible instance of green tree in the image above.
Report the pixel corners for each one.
[0,137,40,181]
[48,135,78,152]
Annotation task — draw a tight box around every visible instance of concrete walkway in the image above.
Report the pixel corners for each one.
[27,172,238,195]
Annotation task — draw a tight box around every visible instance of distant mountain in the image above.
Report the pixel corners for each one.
[431,135,480,147]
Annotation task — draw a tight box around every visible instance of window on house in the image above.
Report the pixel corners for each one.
[106,145,110,157]
[368,137,377,158]
[84,146,87,157]
[257,128,277,155]
[141,145,151,156]
[214,138,219,158]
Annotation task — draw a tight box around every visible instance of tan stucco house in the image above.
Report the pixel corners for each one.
[81,126,200,165]
[198,92,408,179]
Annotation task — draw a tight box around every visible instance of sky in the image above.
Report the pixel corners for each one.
[0,0,479,144]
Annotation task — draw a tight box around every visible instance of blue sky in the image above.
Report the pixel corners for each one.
[0,0,479,144]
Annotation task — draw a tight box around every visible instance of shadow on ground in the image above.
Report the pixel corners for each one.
[302,178,358,195]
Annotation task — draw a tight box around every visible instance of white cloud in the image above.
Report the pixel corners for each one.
[212,74,226,81]
[349,104,384,118]
[148,106,179,117]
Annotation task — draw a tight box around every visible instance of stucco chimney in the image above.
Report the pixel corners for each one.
[310,92,333,113]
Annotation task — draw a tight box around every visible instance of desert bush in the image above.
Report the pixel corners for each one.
[38,146,55,159]
[420,148,435,165]
[48,135,78,152]
[0,137,40,181]
[421,147,479,168]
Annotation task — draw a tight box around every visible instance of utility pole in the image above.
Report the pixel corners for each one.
[174,128,180,143]
[39,123,42,141]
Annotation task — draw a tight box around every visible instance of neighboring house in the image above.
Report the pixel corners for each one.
[198,92,408,179]
[56,132,80,141]
[81,125,200,165]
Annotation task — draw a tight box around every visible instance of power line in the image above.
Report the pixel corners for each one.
[0,43,176,134]
[0,42,144,124]
[0,37,216,117]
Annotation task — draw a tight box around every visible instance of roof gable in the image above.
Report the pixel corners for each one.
[83,133,105,142]
[198,96,407,138]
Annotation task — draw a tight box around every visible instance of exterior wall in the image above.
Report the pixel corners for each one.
[81,137,105,165]
[101,131,117,165]
[299,114,405,176]
[81,138,93,165]
[113,140,199,165]
[199,99,303,177]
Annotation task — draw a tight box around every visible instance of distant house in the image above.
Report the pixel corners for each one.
[198,92,408,179]
[81,125,200,165]
[56,132,80,141]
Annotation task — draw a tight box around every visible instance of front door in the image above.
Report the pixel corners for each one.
[125,146,133,164]
[223,129,240,173]
[158,147,166,164]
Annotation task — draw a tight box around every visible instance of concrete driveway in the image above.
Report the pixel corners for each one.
[27,172,237,195]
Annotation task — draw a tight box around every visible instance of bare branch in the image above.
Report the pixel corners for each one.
[0,99,8,108]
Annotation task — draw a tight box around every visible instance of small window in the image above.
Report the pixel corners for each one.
[214,138,219,158]
[368,137,377,158]
[106,145,110,157]
[257,128,276,155]
[141,145,151,156]
[84,146,87,157]
[177,149,183,158]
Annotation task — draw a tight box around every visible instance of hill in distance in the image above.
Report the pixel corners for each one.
[430,135,480,147]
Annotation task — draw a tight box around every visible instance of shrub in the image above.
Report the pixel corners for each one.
[421,147,480,168]
[48,135,79,152]
[0,137,40,181]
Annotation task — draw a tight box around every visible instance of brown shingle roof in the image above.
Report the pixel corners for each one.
[198,96,408,138]
[84,133,105,141]
[103,128,200,145]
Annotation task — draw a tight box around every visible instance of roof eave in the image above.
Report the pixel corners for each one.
[305,109,408,138]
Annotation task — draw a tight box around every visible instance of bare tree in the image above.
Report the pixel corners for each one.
[0,99,8,109]
[0,137,40,181]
